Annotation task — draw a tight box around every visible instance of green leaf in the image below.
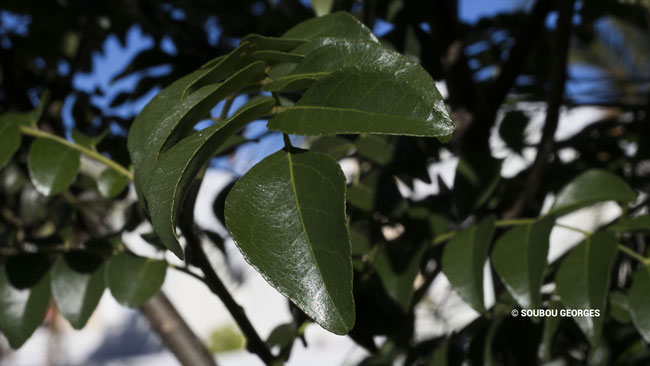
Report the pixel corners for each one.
[492,217,554,309]
[240,34,305,51]
[548,169,636,217]
[309,136,353,160]
[27,138,80,196]
[282,12,378,43]
[252,50,304,63]
[71,128,108,149]
[0,265,51,349]
[441,215,496,313]
[146,97,275,258]
[628,266,650,342]
[311,0,334,17]
[128,57,266,203]
[225,148,355,334]
[609,215,650,233]
[97,168,128,198]
[106,253,166,308]
[269,68,452,137]
[609,291,631,324]
[356,135,394,165]
[51,252,106,329]
[374,244,427,311]
[265,322,298,360]
[0,122,20,169]
[453,154,502,219]
[555,231,617,346]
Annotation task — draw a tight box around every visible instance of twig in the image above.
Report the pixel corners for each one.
[140,292,218,366]
[19,125,133,181]
[502,0,575,219]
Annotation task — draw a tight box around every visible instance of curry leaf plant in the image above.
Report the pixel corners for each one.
[127,12,453,334]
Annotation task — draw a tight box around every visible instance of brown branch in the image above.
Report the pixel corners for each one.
[503,0,576,219]
[179,181,276,365]
[141,292,218,366]
[190,236,277,365]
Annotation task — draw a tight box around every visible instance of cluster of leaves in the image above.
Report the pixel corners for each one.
[2,0,650,365]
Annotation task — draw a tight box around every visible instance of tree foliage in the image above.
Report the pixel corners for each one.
[1,1,650,365]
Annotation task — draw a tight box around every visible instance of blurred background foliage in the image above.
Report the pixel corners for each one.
[1,0,650,365]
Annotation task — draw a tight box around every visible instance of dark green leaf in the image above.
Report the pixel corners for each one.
[555,231,617,346]
[240,34,305,52]
[0,265,51,349]
[252,50,304,63]
[629,266,650,342]
[51,253,105,329]
[309,136,353,160]
[71,129,108,149]
[540,300,562,362]
[97,168,128,198]
[128,58,266,204]
[225,148,354,334]
[269,69,452,137]
[374,244,427,311]
[27,138,80,196]
[356,135,394,165]
[0,122,20,169]
[6,254,53,289]
[609,291,631,324]
[146,97,275,258]
[106,252,166,308]
[610,215,650,233]
[282,12,378,42]
[265,322,297,360]
[453,154,502,219]
[492,217,554,309]
[548,169,636,217]
[441,215,496,313]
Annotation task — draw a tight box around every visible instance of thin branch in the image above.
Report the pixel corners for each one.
[19,125,134,181]
[618,245,650,265]
[140,292,218,366]
[190,237,277,365]
[503,0,575,219]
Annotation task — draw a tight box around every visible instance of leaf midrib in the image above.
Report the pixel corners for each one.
[286,151,345,326]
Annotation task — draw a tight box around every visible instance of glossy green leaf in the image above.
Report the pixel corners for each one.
[492,217,554,309]
[311,0,334,17]
[51,252,106,329]
[610,215,650,233]
[453,154,502,219]
[374,244,427,311]
[225,148,354,334]
[252,50,304,63]
[128,58,266,202]
[548,169,636,217]
[282,12,378,43]
[555,231,617,346]
[0,265,51,349]
[264,39,406,92]
[106,253,167,308]
[146,97,275,258]
[441,215,496,313]
[628,266,650,342]
[98,168,128,198]
[268,65,453,138]
[0,122,20,169]
[27,138,80,196]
